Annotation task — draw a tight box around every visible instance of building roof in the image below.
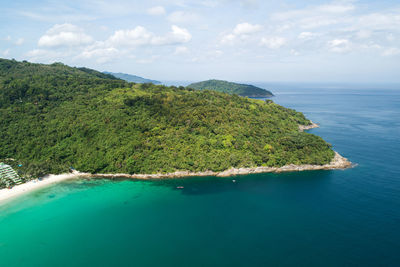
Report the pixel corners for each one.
[0,163,23,187]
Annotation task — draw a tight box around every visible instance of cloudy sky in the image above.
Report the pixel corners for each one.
[1,0,400,82]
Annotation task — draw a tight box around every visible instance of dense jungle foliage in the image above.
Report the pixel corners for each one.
[187,79,273,97]
[0,58,334,183]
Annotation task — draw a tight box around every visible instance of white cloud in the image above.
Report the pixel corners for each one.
[356,30,372,39]
[271,3,356,30]
[265,2,400,57]
[168,25,192,44]
[136,55,160,64]
[233,22,262,35]
[269,1,400,50]
[79,45,120,63]
[25,49,66,62]
[359,43,382,50]
[150,25,192,45]
[355,13,400,32]
[2,49,10,57]
[273,3,355,21]
[221,34,236,45]
[174,46,189,55]
[220,22,262,45]
[276,24,291,32]
[214,50,223,57]
[167,11,199,23]
[107,25,191,47]
[4,36,11,41]
[147,6,166,16]
[328,39,351,53]
[108,26,153,46]
[317,4,355,14]
[290,49,300,56]
[200,0,219,8]
[298,32,316,40]
[38,23,93,48]
[15,38,24,45]
[382,47,400,57]
[18,10,96,23]
[28,24,192,64]
[26,49,49,58]
[387,33,395,42]
[5,0,399,82]
[260,36,286,49]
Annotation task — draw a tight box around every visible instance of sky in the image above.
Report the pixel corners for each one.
[1,0,400,83]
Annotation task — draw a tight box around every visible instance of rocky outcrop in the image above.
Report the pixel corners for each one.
[216,152,351,177]
[81,151,352,180]
[299,121,319,131]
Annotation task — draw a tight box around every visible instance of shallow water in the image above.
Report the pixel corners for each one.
[1,85,399,266]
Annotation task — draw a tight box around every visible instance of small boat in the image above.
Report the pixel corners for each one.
[176,186,184,189]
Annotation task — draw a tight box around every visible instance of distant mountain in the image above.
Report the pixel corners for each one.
[187,79,273,97]
[104,72,161,84]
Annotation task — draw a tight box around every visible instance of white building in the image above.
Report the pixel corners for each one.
[0,163,23,188]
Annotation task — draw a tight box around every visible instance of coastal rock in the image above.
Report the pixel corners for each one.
[299,121,319,131]
[216,152,351,177]
[86,151,352,179]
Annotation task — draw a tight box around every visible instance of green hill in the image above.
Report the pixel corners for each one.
[0,58,334,184]
[187,79,273,97]
[104,72,161,84]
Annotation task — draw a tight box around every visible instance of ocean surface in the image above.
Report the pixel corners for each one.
[1,84,400,266]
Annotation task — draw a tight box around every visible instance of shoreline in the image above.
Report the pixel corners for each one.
[0,173,79,204]
[87,151,351,179]
[299,121,319,131]
[0,151,352,204]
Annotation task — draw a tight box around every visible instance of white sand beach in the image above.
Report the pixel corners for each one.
[0,172,83,204]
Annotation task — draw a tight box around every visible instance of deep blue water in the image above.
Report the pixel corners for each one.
[0,85,399,266]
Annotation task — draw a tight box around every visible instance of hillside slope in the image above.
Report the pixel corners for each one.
[187,79,273,97]
[104,72,161,84]
[0,59,334,183]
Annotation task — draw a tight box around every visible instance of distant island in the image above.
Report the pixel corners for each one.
[187,79,273,97]
[0,58,349,189]
[104,71,161,84]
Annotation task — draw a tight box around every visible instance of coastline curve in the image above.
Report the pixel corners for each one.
[0,151,352,204]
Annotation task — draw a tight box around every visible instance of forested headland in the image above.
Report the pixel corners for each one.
[187,79,273,97]
[0,58,334,186]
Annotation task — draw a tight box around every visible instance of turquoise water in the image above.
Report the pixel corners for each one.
[1,85,400,266]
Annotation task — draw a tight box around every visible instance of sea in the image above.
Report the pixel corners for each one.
[1,83,399,266]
